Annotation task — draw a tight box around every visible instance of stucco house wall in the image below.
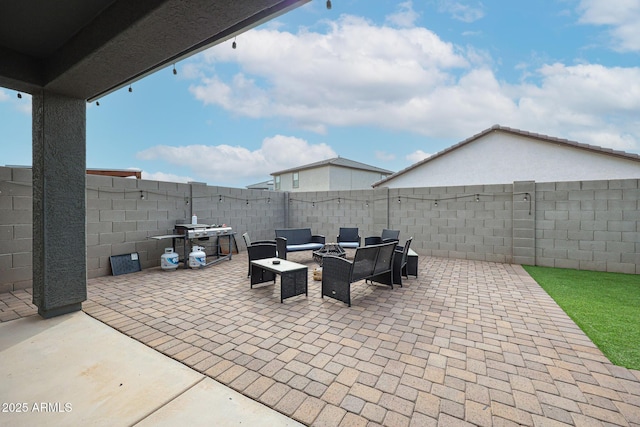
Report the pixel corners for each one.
[329,167,387,191]
[276,168,330,192]
[273,157,392,192]
[301,167,331,192]
[375,126,640,188]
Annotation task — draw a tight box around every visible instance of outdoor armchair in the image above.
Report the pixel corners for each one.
[364,229,400,246]
[246,242,277,278]
[337,227,361,248]
[242,232,275,248]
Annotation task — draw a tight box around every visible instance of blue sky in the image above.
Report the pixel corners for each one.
[2,0,639,187]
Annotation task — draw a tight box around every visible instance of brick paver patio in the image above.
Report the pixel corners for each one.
[2,253,639,426]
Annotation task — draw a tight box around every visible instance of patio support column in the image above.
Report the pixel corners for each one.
[32,90,87,318]
[512,181,536,266]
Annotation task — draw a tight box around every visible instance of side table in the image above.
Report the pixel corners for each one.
[250,258,308,303]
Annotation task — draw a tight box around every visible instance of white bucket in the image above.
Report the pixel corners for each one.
[189,246,206,268]
[161,248,179,271]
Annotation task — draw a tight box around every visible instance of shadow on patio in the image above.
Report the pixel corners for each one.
[2,252,640,426]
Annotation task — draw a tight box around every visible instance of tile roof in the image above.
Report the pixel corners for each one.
[373,124,640,187]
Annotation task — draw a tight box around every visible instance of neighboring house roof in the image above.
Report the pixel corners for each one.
[5,166,143,179]
[373,124,640,187]
[271,157,393,176]
[86,169,142,179]
[246,179,274,190]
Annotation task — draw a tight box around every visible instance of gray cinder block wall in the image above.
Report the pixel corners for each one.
[1,166,638,293]
[84,174,286,279]
[287,189,380,241]
[390,184,514,263]
[179,179,636,272]
[535,179,639,274]
[0,167,33,293]
[286,185,516,263]
[86,174,193,278]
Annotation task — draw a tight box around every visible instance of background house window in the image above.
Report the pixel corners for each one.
[292,172,299,188]
[275,175,281,190]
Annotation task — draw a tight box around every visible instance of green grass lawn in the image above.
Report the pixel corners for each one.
[523,266,640,371]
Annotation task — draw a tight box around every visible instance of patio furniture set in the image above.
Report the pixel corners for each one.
[242,228,416,306]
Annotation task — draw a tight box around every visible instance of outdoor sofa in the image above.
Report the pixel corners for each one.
[275,228,325,260]
[321,241,397,306]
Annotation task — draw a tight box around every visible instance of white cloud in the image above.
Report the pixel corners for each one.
[189,14,470,135]
[16,100,31,115]
[438,1,485,23]
[0,90,31,114]
[406,150,432,163]
[509,63,640,149]
[190,74,268,118]
[578,0,640,52]
[385,1,420,28]
[141,171,194,183]
[375,151,395,161]
[536,63,640,114]
[180,62,209,80]
[185,12,640,156]
[136,135,336,184]
[567,129,638,152]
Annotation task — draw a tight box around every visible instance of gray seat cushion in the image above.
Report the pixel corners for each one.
[338,242,359,249]
[287,243,324,251]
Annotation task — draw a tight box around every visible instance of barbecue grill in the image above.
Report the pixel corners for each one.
[148,223,236,269]
[174,223,233,239]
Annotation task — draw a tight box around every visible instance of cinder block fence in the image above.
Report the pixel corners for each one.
[1,166,637,292]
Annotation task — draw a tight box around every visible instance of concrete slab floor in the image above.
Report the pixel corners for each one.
[0,311,303,427]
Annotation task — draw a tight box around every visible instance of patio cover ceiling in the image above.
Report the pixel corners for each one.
[0,0,309,101]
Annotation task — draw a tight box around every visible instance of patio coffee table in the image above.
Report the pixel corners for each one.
[250,258,308,303]
[312,243,346,266]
